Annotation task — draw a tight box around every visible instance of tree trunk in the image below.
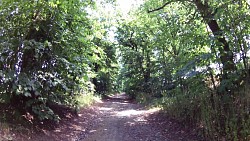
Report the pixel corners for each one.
[194,0,236,75]
[92,63,99,93]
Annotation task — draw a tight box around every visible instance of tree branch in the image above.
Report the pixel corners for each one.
[148,1,173,13]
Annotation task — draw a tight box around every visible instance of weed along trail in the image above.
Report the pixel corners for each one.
[78,94,201,141]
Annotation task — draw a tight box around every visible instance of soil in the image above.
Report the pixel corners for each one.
[0,94,203,141]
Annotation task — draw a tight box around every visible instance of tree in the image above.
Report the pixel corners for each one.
[116,0,250,140]
[148,0,238,76]
[0,0,96,121]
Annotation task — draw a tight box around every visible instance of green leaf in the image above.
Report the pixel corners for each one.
[24,92,31,97]
[35,91,40,96]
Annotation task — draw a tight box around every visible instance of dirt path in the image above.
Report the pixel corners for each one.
[5,94,202,141]
[77,94,202,141]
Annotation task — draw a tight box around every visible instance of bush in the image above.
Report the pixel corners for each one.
[0,0,95,122]
[161,76,250,140]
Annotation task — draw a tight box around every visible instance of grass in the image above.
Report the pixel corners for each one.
[134,92,164,111]
[75,94,101,108]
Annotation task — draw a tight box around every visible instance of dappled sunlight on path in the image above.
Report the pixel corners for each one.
[80,94,166,141]
[76,93,202,141]
[115,107,161,117]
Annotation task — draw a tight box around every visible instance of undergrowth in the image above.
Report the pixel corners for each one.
[0,93,99,140]
[134,77,250,140]
[160,79,250,140]
[75,94,100,109]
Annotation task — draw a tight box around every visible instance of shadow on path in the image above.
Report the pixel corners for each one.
[79,93,202,141]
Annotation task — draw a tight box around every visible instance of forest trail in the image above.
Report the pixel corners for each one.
[4,93,201,141]
[78,94,201,141]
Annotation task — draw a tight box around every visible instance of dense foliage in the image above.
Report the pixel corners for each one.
[1,0,250,140]
[116,0,250,140]
[0,0,117,121]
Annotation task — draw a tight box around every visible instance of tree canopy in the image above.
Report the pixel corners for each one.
[0,0,250,140]
[116,0,250,140]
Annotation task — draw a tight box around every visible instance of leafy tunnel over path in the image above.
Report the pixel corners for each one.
[0,0,250,140]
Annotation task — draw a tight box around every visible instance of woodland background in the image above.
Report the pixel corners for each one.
[0,0,250,140]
